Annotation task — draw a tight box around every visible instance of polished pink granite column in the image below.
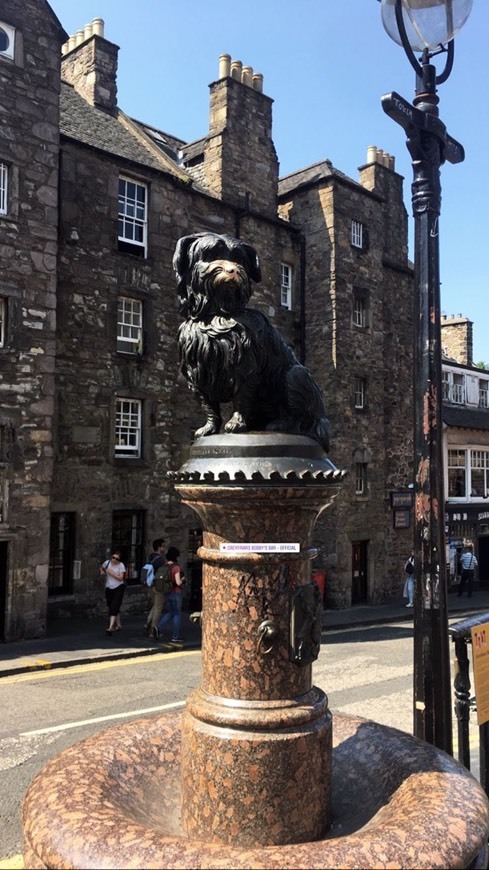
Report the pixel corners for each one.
[175,435,344,847]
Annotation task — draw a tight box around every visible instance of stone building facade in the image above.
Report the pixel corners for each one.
[0,1,64,640]
[0,1,415,640]
[441,316,489,588]
[278,151,414,606]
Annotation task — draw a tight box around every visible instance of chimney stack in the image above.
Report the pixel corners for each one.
[364,145,395,171]
[440,314,473,366]
[61,18,119,114]
[203,54,277,217]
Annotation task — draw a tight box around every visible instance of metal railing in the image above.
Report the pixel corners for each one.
[449,612,489,797]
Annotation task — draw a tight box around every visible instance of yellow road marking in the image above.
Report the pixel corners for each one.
[0,649,199,685]
[0,856,23,869]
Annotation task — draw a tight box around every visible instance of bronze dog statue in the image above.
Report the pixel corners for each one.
[174,232,330,450]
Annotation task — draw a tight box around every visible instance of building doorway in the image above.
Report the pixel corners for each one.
[111,509,145,585]
[352,540,368,604]
[48,513,75,596]
[0,541,8,641]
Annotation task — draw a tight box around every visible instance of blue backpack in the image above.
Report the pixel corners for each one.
[140,561,155,587]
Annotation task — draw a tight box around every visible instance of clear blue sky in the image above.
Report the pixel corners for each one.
[49,0,488,363]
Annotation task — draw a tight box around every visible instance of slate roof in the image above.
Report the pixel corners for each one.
[278,159,356,198]
[130,118,186,162]
[59,82,192,181]
[443,405,489,432]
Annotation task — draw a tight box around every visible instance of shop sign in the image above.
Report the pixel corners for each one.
[471,622,489,726]
[391,492,413,509]
[393,509,410,529]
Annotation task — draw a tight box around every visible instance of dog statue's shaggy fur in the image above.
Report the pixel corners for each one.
[174,232,330,450]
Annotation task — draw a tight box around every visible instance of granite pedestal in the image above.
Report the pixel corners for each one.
[23,435,489,868]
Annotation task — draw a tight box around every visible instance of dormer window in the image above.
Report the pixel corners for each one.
[443,370,465,405]
[0,23,15,60]
[479,379,489,409]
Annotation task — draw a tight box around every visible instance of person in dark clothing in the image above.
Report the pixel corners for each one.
[157,546,184,642]
[458,545,478,598]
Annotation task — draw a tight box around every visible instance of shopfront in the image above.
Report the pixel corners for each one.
[445,504,489,588]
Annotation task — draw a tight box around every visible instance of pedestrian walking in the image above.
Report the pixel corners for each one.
[100,550,127,635]
[156,546,184,642]
[403,549,415,607]
[144,538,166,637]
[458,545,478,598]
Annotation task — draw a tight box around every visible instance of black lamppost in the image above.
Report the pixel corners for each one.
[378,0,472,753]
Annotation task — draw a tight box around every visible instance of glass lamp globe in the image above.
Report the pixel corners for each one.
[381,0,473,51]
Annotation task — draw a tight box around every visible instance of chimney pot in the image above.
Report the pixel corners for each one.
[84,23,93,40]
[92,18,105,37]
[388,154,395,171]
[68,34,76,51]
[252,73,263,92]
[230,60,242,80]
[75,29,84,46]
[61,42,69,55]
[367,145,377,164]
[241,65,253,86]
[218,53,231,79]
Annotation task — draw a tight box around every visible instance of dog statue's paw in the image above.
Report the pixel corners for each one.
[224,412,248,434]
[195,421,221,437]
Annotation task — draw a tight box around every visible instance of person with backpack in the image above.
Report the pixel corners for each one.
[144,538,166,637]
[403,549,415,608]
[458,544,478,599]
[156,546,184,643]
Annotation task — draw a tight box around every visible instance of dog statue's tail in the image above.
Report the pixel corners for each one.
[286,364,330,453]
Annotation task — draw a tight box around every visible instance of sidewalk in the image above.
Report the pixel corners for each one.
[1,590,489,679]
[322,587,489,631]
[0,611,203,678]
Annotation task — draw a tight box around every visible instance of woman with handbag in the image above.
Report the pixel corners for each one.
[100,550,127,635]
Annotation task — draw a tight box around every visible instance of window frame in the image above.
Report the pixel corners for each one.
[354,462,368,495]
[118,176,148,258]
[479,379,489,409]
[0,22,15,60]
[354,376,367,410]
[115,397,142,459]
[351,220,364,249]
[443,370,466,405]
[448,448,467,498]
[352,288,369,329]
[446,447,489,500]
[280,262,292,310]
[0,298,5,348]
[0,163,7,215]
[117,296,143,355]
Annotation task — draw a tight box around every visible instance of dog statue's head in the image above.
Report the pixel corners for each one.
[173,232,261,320]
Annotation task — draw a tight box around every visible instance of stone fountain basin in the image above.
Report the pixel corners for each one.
[23,711,489,870]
